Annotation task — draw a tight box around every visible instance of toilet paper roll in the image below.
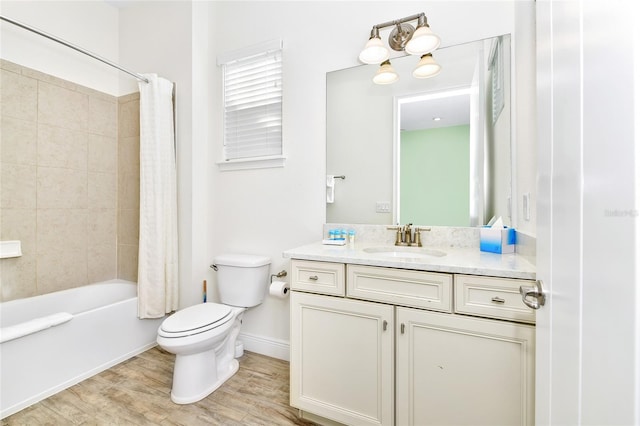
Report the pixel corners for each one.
[269,281,289,298]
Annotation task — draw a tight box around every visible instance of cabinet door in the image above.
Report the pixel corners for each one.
[396,307,535,426]
[290,291,394,426]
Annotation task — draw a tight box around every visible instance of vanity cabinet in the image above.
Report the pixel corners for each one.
[289,259,536,426]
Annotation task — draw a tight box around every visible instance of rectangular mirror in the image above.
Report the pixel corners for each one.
[327,35,512,227]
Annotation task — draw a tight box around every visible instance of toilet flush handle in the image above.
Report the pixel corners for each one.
[209,264,218,271]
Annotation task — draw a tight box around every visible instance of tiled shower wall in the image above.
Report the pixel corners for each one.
[117,93,140,284]
[0,59,140,302]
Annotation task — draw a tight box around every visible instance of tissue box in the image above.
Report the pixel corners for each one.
[480,227,516,254]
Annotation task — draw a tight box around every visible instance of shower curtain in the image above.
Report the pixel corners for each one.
[137,74,179,319]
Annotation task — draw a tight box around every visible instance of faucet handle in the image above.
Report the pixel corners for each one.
[387,226,404,245]
[412,227,431,247]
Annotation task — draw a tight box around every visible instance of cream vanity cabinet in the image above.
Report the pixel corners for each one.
[290,260,536,426]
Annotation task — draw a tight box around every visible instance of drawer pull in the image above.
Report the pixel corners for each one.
[491,297,506,304]
[308,275,319,281]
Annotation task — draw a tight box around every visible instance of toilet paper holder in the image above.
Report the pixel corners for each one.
[270,270,287,283]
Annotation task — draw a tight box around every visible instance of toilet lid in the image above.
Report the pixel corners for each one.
[160,303,233,337]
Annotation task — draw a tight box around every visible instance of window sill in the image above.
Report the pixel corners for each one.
[217,155,286,172]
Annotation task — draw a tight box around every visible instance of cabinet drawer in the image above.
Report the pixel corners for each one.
[291,260,345,296]
[454,274,536,324]
[347,265,452,312]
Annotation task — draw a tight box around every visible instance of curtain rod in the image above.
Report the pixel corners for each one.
[0,15,149,84]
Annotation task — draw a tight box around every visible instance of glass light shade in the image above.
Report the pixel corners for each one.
[405,25,441,55]
[359,36,390,64]
[413,54,441,79]
[373,61,399,85]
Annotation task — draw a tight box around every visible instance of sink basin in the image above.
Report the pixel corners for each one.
[363,246,447,259]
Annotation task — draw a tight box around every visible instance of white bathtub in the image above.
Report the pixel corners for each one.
[0,280,164,419]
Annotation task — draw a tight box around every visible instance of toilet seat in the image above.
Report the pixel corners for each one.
[159,303,233,338]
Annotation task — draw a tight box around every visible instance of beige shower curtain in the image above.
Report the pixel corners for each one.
[137,74,179,319]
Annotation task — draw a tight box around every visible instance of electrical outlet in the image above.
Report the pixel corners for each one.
[376,202,391,213]
[523,193,531,221]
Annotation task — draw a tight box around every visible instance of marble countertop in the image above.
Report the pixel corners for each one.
[283,241,536,280]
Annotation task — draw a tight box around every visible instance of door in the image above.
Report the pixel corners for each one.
[289,291,394,426]
[536,1,639,424]
[396,307,535,426]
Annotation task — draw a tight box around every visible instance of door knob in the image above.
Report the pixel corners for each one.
[519,280,546,310]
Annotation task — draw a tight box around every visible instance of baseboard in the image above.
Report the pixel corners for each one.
[300,410,346,426]
[237,332,290,361]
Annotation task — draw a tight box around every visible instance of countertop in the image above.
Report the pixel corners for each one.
[283,241,536,280]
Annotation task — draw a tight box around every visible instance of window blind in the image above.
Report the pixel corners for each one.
[222,46,282,161]
[489,38,504,125]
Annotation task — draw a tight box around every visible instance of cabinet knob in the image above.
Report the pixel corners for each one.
[309,275,319,281]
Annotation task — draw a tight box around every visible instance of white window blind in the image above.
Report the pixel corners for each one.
[489,37,504,125]
[220,40,283,165]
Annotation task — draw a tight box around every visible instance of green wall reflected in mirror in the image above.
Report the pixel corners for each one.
[400,125,470,226]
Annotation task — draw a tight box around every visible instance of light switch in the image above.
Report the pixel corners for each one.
[376,202,391,213]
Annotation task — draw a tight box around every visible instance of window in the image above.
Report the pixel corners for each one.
[217,39,284,170]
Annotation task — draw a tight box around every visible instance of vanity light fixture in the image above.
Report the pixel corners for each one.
[359,12,441,84]
[373,60,399,85]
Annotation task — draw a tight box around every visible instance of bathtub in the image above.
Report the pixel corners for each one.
[0,280,165,419]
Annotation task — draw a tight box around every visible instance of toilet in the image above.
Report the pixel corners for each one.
[157,253,271,404]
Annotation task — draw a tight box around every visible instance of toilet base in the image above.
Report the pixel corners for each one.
[170,350,240,404]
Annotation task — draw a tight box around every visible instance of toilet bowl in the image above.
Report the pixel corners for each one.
[157,303,245,404]
[157,253,270,404]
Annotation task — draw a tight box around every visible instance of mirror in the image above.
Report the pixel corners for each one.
[326,35,512,227]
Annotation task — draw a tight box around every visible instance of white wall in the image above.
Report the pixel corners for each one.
[0,1,120,95]
[513,0,537,235]
[204,1,534,358]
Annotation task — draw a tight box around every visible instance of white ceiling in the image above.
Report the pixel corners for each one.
[401,92,471,131]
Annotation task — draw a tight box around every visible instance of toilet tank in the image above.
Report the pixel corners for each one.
[213,254,271,307]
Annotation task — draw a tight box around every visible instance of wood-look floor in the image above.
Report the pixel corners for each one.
[2,347,316,426]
